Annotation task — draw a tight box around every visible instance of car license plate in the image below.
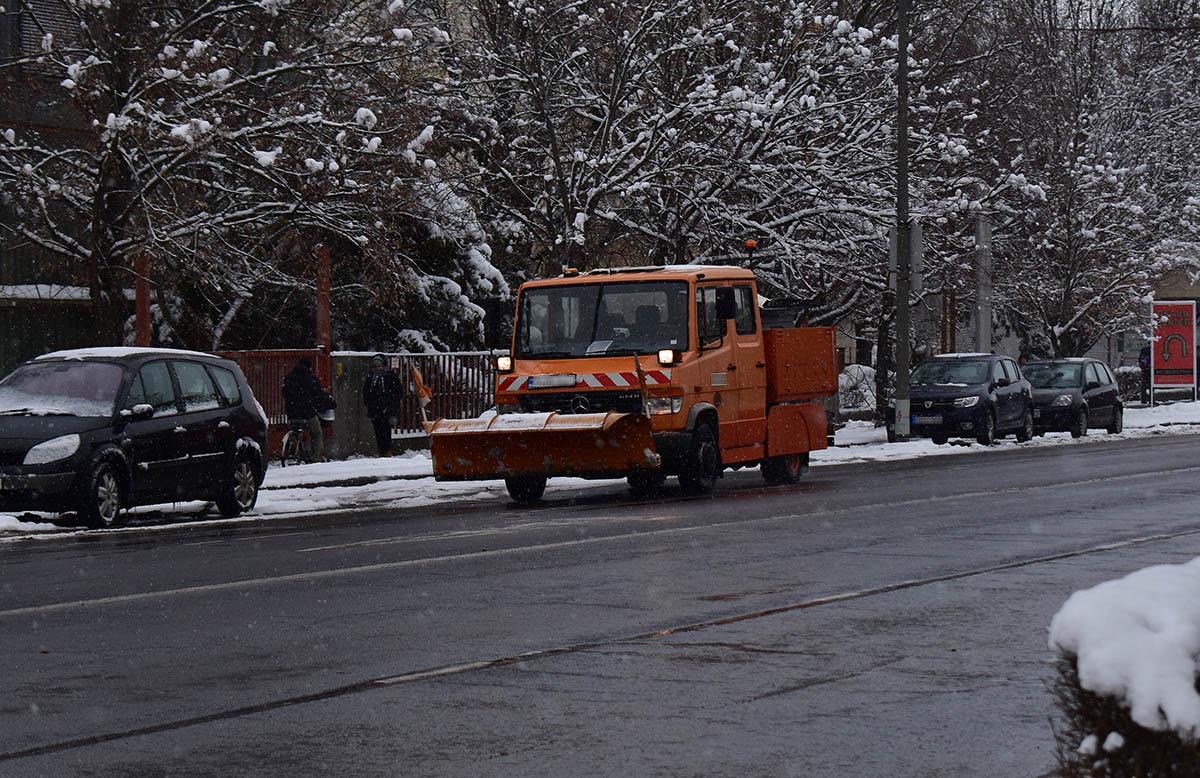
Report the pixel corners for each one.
[913,415,942,425]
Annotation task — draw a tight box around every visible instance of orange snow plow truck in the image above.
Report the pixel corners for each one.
[427,265,838,503]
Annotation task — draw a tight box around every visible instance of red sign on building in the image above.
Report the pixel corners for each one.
[1151,300,1196,388]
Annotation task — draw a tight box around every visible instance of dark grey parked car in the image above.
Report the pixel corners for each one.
[1023,358,1124,438]
[0,347,268,528]
[888,353,1033,445]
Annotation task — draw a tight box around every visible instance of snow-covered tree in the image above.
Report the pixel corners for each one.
[444,0,903,310]
[0,0,507,350]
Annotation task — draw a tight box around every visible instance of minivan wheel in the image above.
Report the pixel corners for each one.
[79,459,123,529]
[1015,409,1034,442]
[1107,406,1124,435]
[1070,410,1088,439]
[216,452,259,517]
[976,412,997,446]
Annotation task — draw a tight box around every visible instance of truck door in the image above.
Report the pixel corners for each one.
[696,285,738,439]
[730,283,767,448]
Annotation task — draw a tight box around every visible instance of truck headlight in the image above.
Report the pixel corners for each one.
[657,349,679,366]
[1052,394,1073,407]
[646,396,683,415]
[23,433,81,465]
[953,396,980,408]
[495,355,513,373]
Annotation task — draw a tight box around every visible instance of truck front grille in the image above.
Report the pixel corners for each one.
[519,390,644,414]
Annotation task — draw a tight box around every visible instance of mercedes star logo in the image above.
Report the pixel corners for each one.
[570,395,591,414]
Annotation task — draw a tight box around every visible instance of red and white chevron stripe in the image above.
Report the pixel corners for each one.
[497,370,672,392]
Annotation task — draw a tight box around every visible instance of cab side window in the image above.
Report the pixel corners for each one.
[210,366,242,406]
[173,360,221,412]
[696,287,724,346]
[992,361,1007,384]
[733,285,757,335]
[1099,364,1116,385]
[136,361,178,416]
[1002,360,1019,382]
[1085,363,1102,387]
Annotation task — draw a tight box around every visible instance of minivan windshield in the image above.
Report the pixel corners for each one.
[514,281,690,358]
[0,361,125,417]
[1022,362,1082,389]
[910,359,990,386]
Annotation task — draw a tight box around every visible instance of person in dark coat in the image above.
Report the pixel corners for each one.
[283,356,330,461]
[363,354,404,457]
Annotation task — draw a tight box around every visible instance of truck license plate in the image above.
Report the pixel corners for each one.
[913,415,942,425]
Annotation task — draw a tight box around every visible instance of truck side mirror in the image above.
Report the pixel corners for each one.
[715,287,736,321]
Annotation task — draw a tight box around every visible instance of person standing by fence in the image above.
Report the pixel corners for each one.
[364,354,405,457]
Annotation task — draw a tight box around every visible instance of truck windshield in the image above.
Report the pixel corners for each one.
[515,281,690,358]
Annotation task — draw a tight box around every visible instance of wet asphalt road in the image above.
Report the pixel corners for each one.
[3,433,1200,777]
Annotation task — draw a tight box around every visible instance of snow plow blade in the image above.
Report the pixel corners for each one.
[427,411,659,481]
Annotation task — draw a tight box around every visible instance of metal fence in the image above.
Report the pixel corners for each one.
[216,348,327,425]
[388,351,497,437]
[216,348,497,445]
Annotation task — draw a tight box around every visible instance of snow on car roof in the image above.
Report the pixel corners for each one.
[932,352,993,359]
[34,346,224,361]
[1028,357,1090,363]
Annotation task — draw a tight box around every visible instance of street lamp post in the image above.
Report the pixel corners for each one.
[893,0,912,441]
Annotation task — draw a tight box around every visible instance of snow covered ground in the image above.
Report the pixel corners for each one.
[3,399,1200,537]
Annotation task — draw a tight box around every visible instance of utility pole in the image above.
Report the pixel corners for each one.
[893,0,912,441]
[974,213,992,352]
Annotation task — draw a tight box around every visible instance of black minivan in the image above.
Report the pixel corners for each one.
[888,353,1033,445]
[0,347,268,528]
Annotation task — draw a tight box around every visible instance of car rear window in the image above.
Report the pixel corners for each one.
[173,360,222,411]
[0,361,125,417]
[209,365,241,406]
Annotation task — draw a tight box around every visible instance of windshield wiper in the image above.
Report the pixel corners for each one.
[0,407,77,416]
[524,350,575,359]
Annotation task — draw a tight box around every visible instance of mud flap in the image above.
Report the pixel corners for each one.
[428,411,660,481]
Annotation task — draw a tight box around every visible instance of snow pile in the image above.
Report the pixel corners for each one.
[1049,559,1200,737]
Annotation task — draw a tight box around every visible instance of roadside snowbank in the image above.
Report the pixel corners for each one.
[1049,559,1200,737]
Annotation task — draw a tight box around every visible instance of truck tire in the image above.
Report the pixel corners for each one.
[678,423,720,495]
[761,453,808,485]
[505,476,547,504]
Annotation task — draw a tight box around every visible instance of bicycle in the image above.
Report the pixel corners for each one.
[279,418,313,466]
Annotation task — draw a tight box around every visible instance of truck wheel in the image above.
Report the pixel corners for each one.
[78,459,123,529]
[505,476,547,504]
[627,471,665,495]
[761,453,808,485]
[678,424,720,495]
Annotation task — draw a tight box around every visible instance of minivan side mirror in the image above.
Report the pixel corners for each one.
[120,403,155,421]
